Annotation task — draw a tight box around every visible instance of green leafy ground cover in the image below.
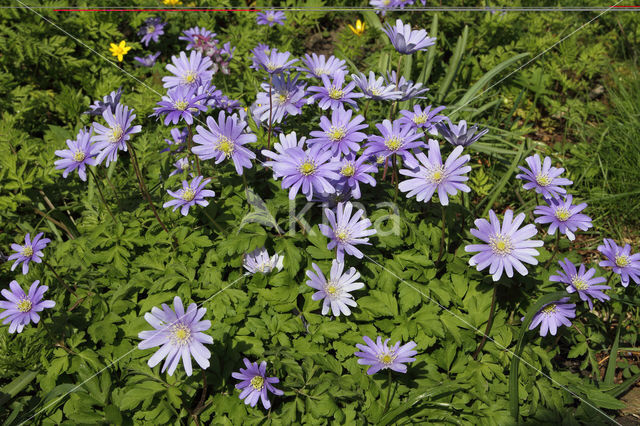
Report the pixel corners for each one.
[0,1,639,424]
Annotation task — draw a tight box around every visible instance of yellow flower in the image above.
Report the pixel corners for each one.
[109,40,131,62]
[348,19,366,36]
[163,0,182,5]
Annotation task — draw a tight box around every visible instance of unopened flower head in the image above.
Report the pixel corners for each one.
[534,195,592,241]
[516,154,573,199]
[8,233,51,275]
[306,260,364,316]
[319,201,376,262]
[169,157,192,176]
[383,19,436,54]
[232,358,283,409]
[597,239,640,287]
[528,297,576,337]
[138,296,213,376]
[163,176,215,216]
[54,127,99,182]
[243,247,284,274]
[355,336,417,375]
[435,119,488,147]
[465,209,543,281]
[91,103,142,167]
[399,139,471,206]
[550,258,610,310]
[0,280,55,334]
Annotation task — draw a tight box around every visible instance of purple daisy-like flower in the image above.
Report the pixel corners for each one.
[308,71,363,111]
[351,71,403,101]
[91,103,142,167]
[256,10,286,26]
[243,247,284,275]
[465,210,543,281]
[169,157,192,177]
[179,26,218,51]
[319,201,377,262]
[355,336,417,375]
[528,297,576,337]
[163,176,215,216]
[134,51,161,67]
[383,19,436,55]
[253,49,298,74]
[54,127,98,182]
[533,195,592,241]
[306,260,364,316]
[138,296,213,376]
[84,87,122,116]
[550,258,610,310]
[192,110,257,175]
[399,105,447,133]
[516,154,573,199]
[253,73,307,124]
[232,358,283,409]
[162,127,189,154]
[162,50,214,89]
[299,53,347,79]
[399,139,471,205]
[308,105,368,156]
[152,85,208,126]
[214,95,242,113]
[435,119,488,147]
[138,17,166,47]
[267,145,340,200]
[598,239,640,287]
[8,232,50,275]
[386,71,429,101]
[336,153,377,199]
[364,118,424,161]
[0,280,55,334]
[261,132,307,179]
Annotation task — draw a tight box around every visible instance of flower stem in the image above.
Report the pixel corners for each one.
[605,270,615,286]
[383,369,393,414]
[125,141,176,247]
[87,168,117,224]
[43,259,77,297]
[363,99,371,121]
[188,125,201,177]
[100,168,122,209]
[382,157,388,181]
[392,154,399,203]
[472,283,498,360]
[544,232,560,268]
[437,205,446,262]
[202,208,224,234]
[267,73,273,150]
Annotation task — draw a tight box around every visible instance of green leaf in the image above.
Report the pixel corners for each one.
[0,370,38,407]
[437,25,468,103]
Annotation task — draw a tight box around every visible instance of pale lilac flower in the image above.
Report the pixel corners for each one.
[363,118,424,161]
[399,105,447,133]
[550,258,610,310]
[370,0,398,16]
[253,73,307,124]
[335,153,377,199]
[351,72,402,101]
[383,19,436,54]
[299,53,347,79]
[138,296,212,376]
[465,210,543,281]
[435,119,488,147]
[243,247,284,274]
[134,52,161,67]
[162,127,188,153]
[179,27,217,51]
[163,176,215,216]
[54,127,98,181]
[8,233,51,275]
[319,201,376,262]
[232,358,283,409]
[162,50,214,89]
[399,139,471,205]
[308,105,367,155]
[0,280,55,334]
[528,297,576,337]
[84,87,122,116]
[308,71,363,110]
[91,103,142,166]
[192,110,257,175]
[306,260,364,316]
[355,336,417,375]
[598,239,640,287]
[534,195,592,241]
[261,132,307,179]
[516,154,573,199]
[252,49,298,74]
[138,17,166,47]
[386,71,429,101]
[256,10,286,26]
[169,157,192,176]
[153,85,208,125]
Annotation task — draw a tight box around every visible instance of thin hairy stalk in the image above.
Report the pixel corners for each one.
[43,259,77,297]
[87,168,117,224]
[472,283,498,360]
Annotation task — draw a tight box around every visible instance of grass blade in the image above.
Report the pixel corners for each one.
[604,317,622,384]
[437,25,468,103]
[479,141,528,218]
[417,14,438,85]
[606,371,640,398]
[0,370,38,407]
[377,383,464,426]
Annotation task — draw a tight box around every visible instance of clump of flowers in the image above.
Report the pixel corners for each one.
[163,176,215,216]
[0,280,55,334]
[232,358,283,409]
[305,260,364,316]
[355,336,418,375]
[8,233,51,275]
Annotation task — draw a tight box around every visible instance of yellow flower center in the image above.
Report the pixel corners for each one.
[180,160,189,170]
[299,161,316,176]
[615,255,630,268]
[170,324,192,345]
[328,126,346,142]
[266,62,277,71]
[554,207,571,221]
[368,86,381,96]
[314,67,328,76]
[340,164,355,177]
[251,376,264,390]
[326,284,337,295]
[385,136,403,151]
[376,155,385,164]
[267,15,274,22]
[336,228,350,242]
[427,166,446,184]
[147,25,155,34]
[571,275,589,290]
[489,234,513,256]
[184,71,197,84]
[181,188,196,201]
[278,93,288,104]
[328,87,344,100]
[17,299,32,313]
[109,125,123,143]
[378,352,396,365]
[542,304,557,315]
[413,114,427,125]
[174,100,189,111]
[21,246,33,257]
[72,150,85,162]
[216,136,234,157]
[535,173,552,187]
